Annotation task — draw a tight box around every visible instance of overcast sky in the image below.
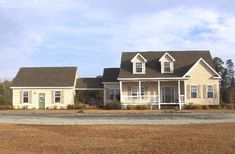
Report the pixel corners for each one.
[1,0,235,80]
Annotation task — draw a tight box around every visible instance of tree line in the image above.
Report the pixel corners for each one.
[213,57,234,103]
[0,80,12,105]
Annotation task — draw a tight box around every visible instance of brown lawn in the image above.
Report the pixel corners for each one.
[0,123,234,154]
[0,109,235,115]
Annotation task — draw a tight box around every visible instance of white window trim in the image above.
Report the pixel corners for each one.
[207,85,214,99]
[55,91,61,103]
[133,62,146,74]
[23,90,29,103]
[191,85,198,99]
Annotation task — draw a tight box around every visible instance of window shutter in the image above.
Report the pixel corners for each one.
[51,90,54,104]
[214,84,217,99]
[29,91,32,104]
[203,85,207,99]
[198,85,201,99]
[187,85,191,99]
[19,90,23,104]
[61,90,64,104]
[128,87,131,96]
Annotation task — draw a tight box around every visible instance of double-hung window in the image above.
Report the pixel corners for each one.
[23,91,29,103]
[191,86,198,98]
[55,91,61,103]
[136,62,143,73]
[164,62,171,73]
[207,85,214,98]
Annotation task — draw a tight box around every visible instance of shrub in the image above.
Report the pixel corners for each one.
[202,105,209,110]
[135,105,148,110]
[184,103,202,110]
[104,100,121,110]
[67,104,87,110]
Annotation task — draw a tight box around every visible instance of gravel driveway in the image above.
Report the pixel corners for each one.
[0,112,235,125]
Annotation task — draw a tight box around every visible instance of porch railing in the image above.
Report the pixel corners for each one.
[180,95,185,103]
[122,95,185,105]
[122,95,159,105]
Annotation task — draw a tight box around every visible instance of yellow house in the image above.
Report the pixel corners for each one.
[11,50,221,110]
[103,51,221,109]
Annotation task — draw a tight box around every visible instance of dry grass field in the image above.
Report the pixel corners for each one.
[0,123,234,154]
[0,109,235,115]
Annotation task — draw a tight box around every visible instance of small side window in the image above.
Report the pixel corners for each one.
[23,91,29,103]
[136,62,143,73]
[164,62,171,73]
[207,85,214,98]
[191,86,198,98]
[55,91,61,103]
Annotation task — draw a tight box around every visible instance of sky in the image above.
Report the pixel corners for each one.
[1,0,235,80]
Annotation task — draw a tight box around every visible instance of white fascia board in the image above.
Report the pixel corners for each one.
[11,87,74,89]
[75,88,104,90]
[159,52,176,62]
[183,58,221,78]
[131,53,147,62]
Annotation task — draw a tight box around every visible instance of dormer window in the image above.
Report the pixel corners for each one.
[164,62,171,73]
[159,52,175,74]
[131,53,147,74]
[136,62,143,73]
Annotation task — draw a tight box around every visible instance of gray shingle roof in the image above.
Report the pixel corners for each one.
[76,78,103,89]
[102,68,119,82]
[118,51,215,78]
[12,67,77,87]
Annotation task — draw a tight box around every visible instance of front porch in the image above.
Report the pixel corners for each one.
[120,80,186,109]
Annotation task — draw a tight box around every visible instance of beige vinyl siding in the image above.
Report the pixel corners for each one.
[184,61,220,105]
[12,88,75,109]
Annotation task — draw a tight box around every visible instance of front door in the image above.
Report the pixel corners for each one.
[39,93,45,109]
[162,87,175,103]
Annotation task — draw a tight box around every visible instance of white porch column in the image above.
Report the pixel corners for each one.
[139,81,141,103]
[158,80,161,109]
[178,80,181,110]
[120,81,123,103]
[103,85,106,106]
[184,81,187,105]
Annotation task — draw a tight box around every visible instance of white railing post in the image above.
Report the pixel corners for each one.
[158,80,161,109]
[184,81,187,105]
[139,81,141,103]
[120,81,123,104]
[178,80,181,110]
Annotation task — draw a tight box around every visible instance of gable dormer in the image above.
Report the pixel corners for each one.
[159,52,175,74]
[131,53,147,74]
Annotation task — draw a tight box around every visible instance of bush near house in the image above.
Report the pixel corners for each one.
[104,100,121,110]
[134,105,148,110]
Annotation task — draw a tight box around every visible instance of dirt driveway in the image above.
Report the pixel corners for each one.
[0,112,234,125]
